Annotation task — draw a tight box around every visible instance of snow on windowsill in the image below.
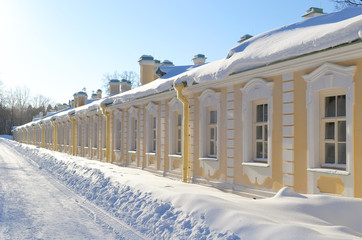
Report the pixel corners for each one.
[307,167,350,176]
[199,157,218,162]
[145,152,156,156]
[168,154,182,158]
[242,162,270,168]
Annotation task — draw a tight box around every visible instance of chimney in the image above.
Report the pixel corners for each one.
[121,79,132,92]
[97,89,102,99]
[73,93,78,108]
[139,55,155,85]
[109,79,120,96]
[154,59,161,80]
[238,34,253,43]
[192,54,207,65]
[162,60,174,66]
[91,92,97,99]
[302,7,325,20]
[77,91,87,107]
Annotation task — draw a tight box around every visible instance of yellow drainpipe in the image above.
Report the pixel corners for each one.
[26,127,30,144]
[68,112,77,156]
[39,122,45,148]
[51,118,57,151]
[32,125,36,145]
[175,83,189,183]
[101,104,111,163]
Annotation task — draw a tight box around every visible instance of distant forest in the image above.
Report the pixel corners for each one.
[0,83,54,135]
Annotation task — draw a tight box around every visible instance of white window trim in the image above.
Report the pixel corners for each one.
[240,78,273,166]
[303,62,355,174]
[168,97,183,156]
[114,111,122,151]
[145,102,158,153]
[128,106,138,152]
[198,89,220,161]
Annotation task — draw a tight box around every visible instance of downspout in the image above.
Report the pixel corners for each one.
[32,124,36,145]
[26,127,30,144]
[68,111,77,156]
[101,100,113,163]
[175,83,189,183]
[50,117,57,151]
[39,121,45,148]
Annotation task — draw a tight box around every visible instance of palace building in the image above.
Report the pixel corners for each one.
[13,7,362,198]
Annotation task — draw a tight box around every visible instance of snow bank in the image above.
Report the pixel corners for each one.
[4,139,362,240]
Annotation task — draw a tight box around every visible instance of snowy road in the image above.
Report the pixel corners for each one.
[0,140,144,240]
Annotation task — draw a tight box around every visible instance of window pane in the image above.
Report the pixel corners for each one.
[264,125,268,141]
[177,114,182,126]
[210,141,214,155]
[325,122,335,140]
[210,110,217,124]
[338,143,346,164]
[264,142,268,159]
[256,126,263,140]
[338,121,346,142]
[337,95,346,117]
[256,142,263,158]
[210,128,214,140]
[153,117,156,128]
[177,140,181,153]
[178,129,181,140]
[325,96,336,117]
[256,105,263,122]
[263,104,268,122]
[325,143,335,164]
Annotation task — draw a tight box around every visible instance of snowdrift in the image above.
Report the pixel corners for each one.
[6,139,362,240]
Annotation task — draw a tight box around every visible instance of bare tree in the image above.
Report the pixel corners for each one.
[102,70,140,95]
[32,94,51,109]
[332,0,362,8]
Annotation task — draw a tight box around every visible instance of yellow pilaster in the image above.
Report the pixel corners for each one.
[175,84,190,183]
[32,125,36,145]
[26,127,30,144]
[39,122,45,148]
[101,104,111,163]
[51,119,57,151]
[69,113,77,156]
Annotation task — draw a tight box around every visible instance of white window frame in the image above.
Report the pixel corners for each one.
[303,63,355,173]
[168,97,183,156]
[253,101,268,162]
[241,78,273,166]
[145,102,158,153]
[198,89,220,161]
[128,106,138,151]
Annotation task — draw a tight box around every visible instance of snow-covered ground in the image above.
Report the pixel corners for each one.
[1,138,362,240]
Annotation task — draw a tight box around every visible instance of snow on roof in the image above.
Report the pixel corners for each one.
[14,7,362,129]
[174,6,362,86]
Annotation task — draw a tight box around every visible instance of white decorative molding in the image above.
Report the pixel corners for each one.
[303,62,355,196]
[198,89,221,161]
[240,78,273,164]
[168,97,183,155]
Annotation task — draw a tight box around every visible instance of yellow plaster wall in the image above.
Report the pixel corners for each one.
[317,176,344,195]
[293,69,312,193]
[140,65,155,85]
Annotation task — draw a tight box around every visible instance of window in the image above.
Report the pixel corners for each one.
[132,118,137,151]
[241,78,273,165]
[198,89,220,160]
[93,118,98,148]
[145,102,158,153]
[168,97,183,156]
[176,113,182,154]
[208,109,217,157]
[254,103,268,162]
[128,106,138,152]
[303,63,355,173]
[322,94,346,167]
[114,117,121,150]
[151,116,157,152]
[102,116,106,149]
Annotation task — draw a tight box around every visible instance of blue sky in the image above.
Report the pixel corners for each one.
[0,0,336,104]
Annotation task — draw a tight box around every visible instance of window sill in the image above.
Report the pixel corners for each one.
[168,154,182,158]
[145,152,156,156]
[242,162,270,168]
[128,150,137,154]
[114,149,121,152]
[199,157,218,162]
[307,168,350,176]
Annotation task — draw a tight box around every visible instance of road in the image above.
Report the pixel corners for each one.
[0,139,144,240]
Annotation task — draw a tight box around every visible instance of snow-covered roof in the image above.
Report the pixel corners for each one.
[14,7,362,129]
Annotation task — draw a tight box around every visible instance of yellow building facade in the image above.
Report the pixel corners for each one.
[13,8,362,198]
